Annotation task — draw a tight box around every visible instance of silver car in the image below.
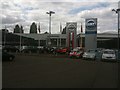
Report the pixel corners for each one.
[82,49,98,60]
[101,49,116,61]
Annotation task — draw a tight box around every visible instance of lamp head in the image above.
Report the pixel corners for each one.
[50,11,55,14]
[112,9,116,12]
[112,9,118,13]
[46,12,49,14]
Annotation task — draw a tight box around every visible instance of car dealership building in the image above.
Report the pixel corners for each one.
[1,30,119,49]
[1,20,119,50]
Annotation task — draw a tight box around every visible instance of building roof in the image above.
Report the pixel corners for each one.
[77,33,118,38]
[13,33,67,40]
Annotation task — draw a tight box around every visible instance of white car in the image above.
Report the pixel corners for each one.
[82,49,98,60]
[101,49,116,61]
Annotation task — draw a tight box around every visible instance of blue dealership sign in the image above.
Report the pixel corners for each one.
[85,18,97,50]
[85,18,97,34]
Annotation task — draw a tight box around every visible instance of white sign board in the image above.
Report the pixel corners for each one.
[119,11,120,30]
[118,1,120,8]
[118,1,120,30]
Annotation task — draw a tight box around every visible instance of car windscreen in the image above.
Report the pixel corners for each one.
[73,49,78,51]
[87,50,97,53]
[103,51,115,54]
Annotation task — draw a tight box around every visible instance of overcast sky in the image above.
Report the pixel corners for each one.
[0,0,120,34]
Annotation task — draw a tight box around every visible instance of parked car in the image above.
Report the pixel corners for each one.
[49,47,57,53]
[3,46,19,53]
[82,49,98,60]
[55,47,69,54]
[69,47,84,58]
[21,46,39,53]
[37,46,44,53]
[101,49,117,61]
[2,51,15,61]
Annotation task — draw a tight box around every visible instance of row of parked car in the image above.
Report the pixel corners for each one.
[2,45,120,62]
[69,47,119,62]
[2,46,69,54]
[1,46,70,61]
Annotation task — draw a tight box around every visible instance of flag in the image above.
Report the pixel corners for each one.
[38,22,40,33]
[60,23,62,34]
[81,23,83,33]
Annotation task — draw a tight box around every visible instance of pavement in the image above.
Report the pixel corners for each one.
[2,54,119,88]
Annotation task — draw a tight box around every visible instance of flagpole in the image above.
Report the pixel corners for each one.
[80,23,83,48]
[20,25,22,52]
[4,26,6,46]
[60,22,62,47]
[38,22,40,47]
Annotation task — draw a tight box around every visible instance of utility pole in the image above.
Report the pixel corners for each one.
[4,26,6,46]
[46,11,55,47]
[112,8,120,60]
[80,23,83,48]
[20,25,22,52]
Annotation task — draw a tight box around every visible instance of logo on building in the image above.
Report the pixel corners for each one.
[86,19,96,30]
[66,22,77,49]
[67,23,76,31]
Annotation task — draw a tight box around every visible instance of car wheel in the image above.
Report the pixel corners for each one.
[76,56,80,59]
[82,58,85,60]
[9,57,13,61]
[94,56,96,60]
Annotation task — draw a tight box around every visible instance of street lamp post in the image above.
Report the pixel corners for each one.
[4,26,6,46]
[20,26,22,53]
[46,11,55,46]
[112,8,120,60]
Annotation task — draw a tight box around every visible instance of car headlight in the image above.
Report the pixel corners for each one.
[70,52,72,54]
[90,55,95,58]
[76,52,80,55]
[83,53,87,56]
[102,55,106,58]
[113,55,116,58]
[112,55,116,59]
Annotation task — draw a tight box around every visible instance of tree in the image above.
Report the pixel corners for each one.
[14,25,24,33]
[20,26,24,33]
[30,22,37,33]
[62,27,66,34]
[14,24,20,33]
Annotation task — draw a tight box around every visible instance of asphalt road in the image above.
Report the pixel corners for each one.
[2,53,119,88]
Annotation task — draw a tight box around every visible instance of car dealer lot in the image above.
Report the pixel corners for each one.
[2,53,119,88]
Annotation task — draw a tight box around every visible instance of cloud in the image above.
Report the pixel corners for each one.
[0,0,119,34]
[2,16,22,24]
[68,2,110,14]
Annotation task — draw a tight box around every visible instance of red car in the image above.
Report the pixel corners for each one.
[69,47,84,58]
[56,47,69,54]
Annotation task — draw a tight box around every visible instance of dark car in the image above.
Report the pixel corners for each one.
[3,46,19,53]
[21,46,38,53]
[2,51,15,61]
